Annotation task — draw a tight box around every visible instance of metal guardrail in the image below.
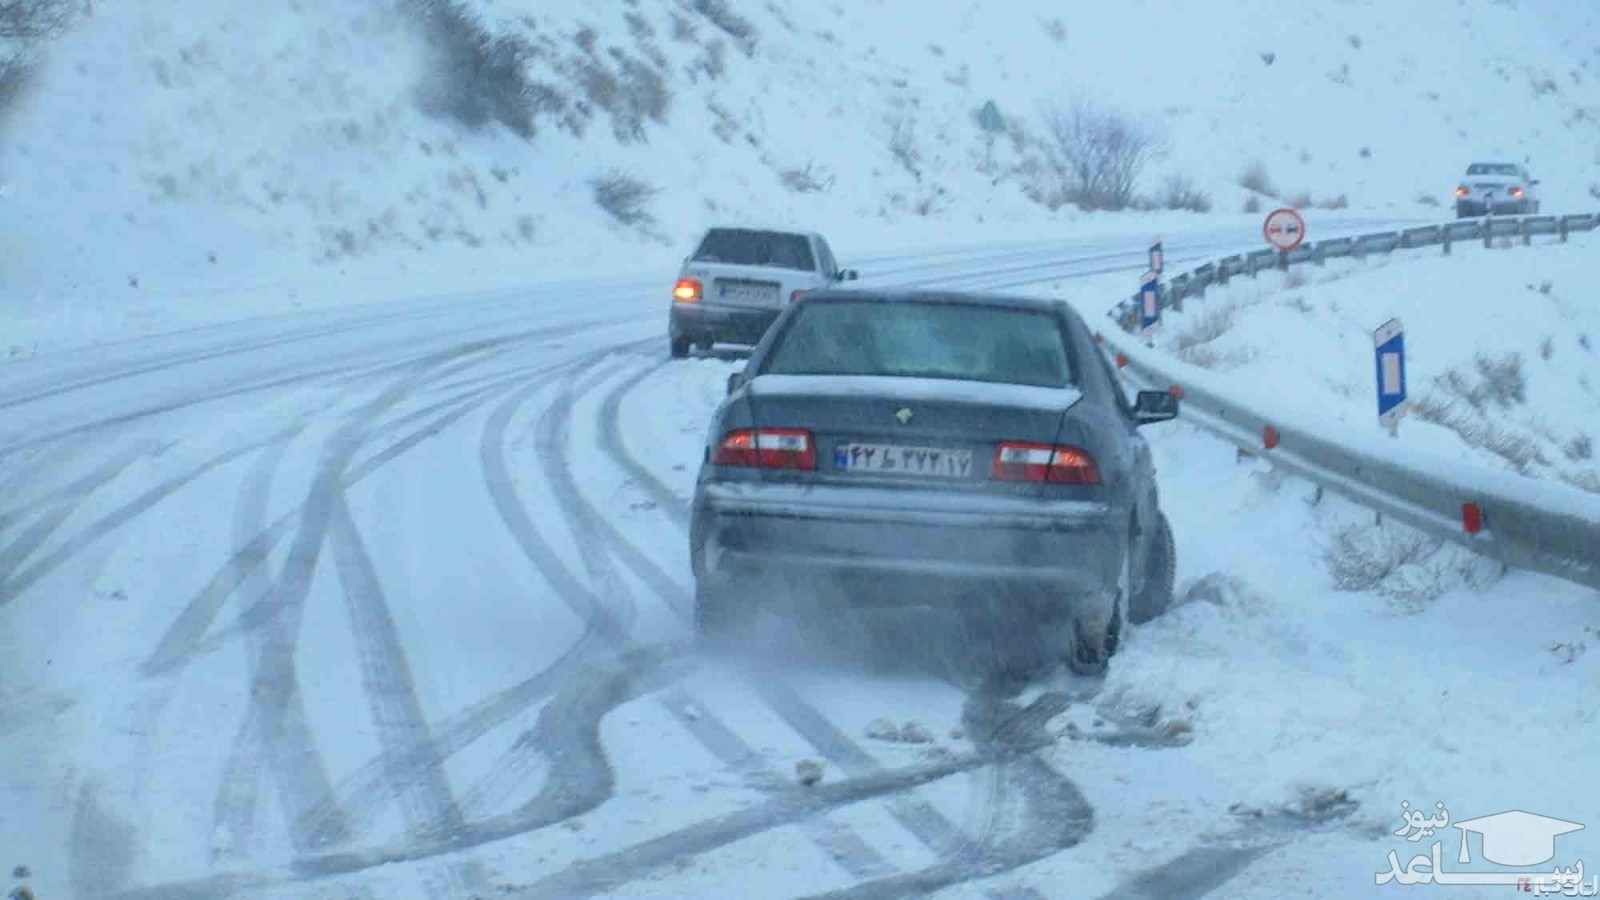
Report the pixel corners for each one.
[1102,212,1600,592]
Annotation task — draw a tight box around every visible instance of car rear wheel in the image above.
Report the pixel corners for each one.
[1066,543,1130,677]
[1128,513,1176,625]
[670,335,692,359]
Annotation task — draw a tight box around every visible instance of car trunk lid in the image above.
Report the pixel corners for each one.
[682,263,817,310]
[743,374,1083,494]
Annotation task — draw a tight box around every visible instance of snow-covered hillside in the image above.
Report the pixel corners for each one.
[1131,234,1600,494]
[2,0,1598,354]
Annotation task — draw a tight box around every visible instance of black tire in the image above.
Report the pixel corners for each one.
[670,335,692,359]
[1129,513,1176,625]
[1066,544,1130,678]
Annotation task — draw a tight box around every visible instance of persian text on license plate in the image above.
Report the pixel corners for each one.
[835,443,973,478]
[718,283,777,304]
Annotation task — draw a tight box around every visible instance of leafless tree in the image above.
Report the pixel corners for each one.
[1040,99,1163,210]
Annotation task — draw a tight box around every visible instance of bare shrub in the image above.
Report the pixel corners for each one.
[668,11,696,42]
[1316,194,1349,210]
[1415,191,1440,207]
[1473,353,1527,406]
[1242,194,1262,214]
[573,52,671,142]
[1540,336,1554,360]
[407,0,551,140]
[778,161,833,193]
[1174,305,1236,352]
[1562,471,1600,494]
[1285,191,1313,209]
[591,171,659,226]
[1042,17,1066,42]
[1323,523,1442,592]
[1159,174,1213,212]
[624,11,653,40]
[1565,434,1594,462]
[1238,160,1276,197]
[697,38,726,79]
[1284,269,1309,289]
[888,111,921,179]
[689,0,757,55]
[1039,99,1164,211]
[1412,396,1547,472]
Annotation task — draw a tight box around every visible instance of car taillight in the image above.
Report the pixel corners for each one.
[991,442,1101,484]
[1509,186,1524,197]
[713,428,816,470]
[790,289,807,303]
[1454,186,1470,197]
[673,278,702,303]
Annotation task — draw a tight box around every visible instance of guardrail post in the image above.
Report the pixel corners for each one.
[1484,217,1493,249]
[1559,217,1569,243]
[1521,218,1531,246]
[1397,230,1410,251]
[1277,251,1288,272]
[1442,230,1451,256]
[1312,243,1325,266]
[1219,261,1230,286]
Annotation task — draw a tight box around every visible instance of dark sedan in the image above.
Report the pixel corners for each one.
[689,290,1179,674]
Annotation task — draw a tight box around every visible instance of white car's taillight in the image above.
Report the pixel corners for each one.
[673,278,702,303]
[713,429,816,470]
[990,442,1101,484]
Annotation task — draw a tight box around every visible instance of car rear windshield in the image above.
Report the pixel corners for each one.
[1466,163,1519,176]
[693,229,815,271]
[760,299,1076,388]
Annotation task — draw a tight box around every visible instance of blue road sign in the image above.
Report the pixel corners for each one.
[1139,270,1161,332]
[1149,240,1164,275]
[1374,318,1406,427]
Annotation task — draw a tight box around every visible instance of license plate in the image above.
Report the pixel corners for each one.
[834,443,974,478]
[718,282,778,305]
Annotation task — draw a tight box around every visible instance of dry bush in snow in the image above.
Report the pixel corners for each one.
[591,172,659,226]
[778,161,833,193]
[1039,99,1163,211]
[1238,160,1276,197]
[407,0,550,140]
[688,0,757,56]
[1322,522,1495,608]
[1159,174,1213,212]
[1242,194,1262,214]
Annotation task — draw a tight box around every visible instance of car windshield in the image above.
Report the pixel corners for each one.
[761,299,1075,388]
[1466,163,1520,176]
[693,229,816,270]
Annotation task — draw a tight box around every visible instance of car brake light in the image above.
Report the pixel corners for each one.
[1454,186,1470,197]
[1509,186,1524,198]
[790,290,807,303]
[673,278,702,303]
[713,428,816,470]
[990,442,1101,484]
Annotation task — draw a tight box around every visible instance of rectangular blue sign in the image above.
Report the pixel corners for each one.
[1374,318,1406,423]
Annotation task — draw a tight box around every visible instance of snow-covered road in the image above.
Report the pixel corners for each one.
[5,221,1597,900]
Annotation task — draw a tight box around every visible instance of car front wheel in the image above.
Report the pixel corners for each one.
[670,335,692,359]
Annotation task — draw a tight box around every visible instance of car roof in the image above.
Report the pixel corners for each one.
[701,225,819,240]
[799,288,1073,316]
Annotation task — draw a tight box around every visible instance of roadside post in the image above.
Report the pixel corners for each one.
[1138,270,1160,340]
[1374,318,1407,438]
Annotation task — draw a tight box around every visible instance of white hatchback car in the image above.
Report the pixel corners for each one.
[668,227,858,358]
[1454,162,1541,217]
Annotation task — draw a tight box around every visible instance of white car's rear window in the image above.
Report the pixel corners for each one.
[693,229,816,271]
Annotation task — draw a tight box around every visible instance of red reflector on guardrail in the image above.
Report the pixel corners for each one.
[1262,425,1280,449]
[1462,502,1485,535]
[1114,352,1128,369]
[1169,384,1185,399]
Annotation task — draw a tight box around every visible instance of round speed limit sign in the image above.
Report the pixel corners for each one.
[1263,208,1306,251]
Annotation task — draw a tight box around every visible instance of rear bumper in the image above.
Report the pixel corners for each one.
[1456,199,1526,216]
[669,302,780,346]
[693,481,1124,607]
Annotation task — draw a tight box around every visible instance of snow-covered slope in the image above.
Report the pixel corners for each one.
[2,0,1597,355]
[1132,234,1600,494]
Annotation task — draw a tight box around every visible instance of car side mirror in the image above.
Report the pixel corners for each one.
[1133,390,1179,425]
[726,372,744,396]
[838,268,859,282]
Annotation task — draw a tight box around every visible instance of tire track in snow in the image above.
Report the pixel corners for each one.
[326,491,490,896]
[215,346,505,857]
[0,440,163,582]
